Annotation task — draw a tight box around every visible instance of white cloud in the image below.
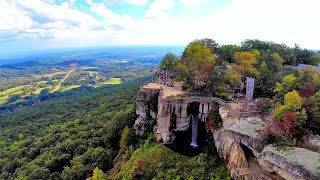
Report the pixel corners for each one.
[0,0,33,31]
[86,0,93,5]
[69,0,77,6]
[1,0,320,54]
[145,0,174,18]
[179,0,205,8]
[91,3,134,29]
[207,0,320,48]
[0,0,133,43]
[106,0,149,6]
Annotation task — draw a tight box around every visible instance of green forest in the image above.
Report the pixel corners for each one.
[0,78,143,179]
[0,76,230,179]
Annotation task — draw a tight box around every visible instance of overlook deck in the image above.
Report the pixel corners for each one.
[141,82,229,106]
[142,82,185,98]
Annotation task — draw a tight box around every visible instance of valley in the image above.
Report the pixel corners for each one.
[0,40,319,179]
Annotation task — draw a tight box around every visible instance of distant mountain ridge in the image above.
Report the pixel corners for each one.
[0,46,184,66]
[0,64,25,70]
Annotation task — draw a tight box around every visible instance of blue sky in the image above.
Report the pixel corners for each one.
[0,0,320,58]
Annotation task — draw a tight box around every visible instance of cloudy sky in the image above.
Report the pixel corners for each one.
[0,0,319,57]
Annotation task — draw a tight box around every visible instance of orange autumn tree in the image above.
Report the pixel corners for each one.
[231,51,260,84]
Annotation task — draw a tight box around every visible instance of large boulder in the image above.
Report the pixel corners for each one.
[258,146,320,180]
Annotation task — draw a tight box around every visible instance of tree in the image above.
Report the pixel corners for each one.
[231,51,260,84]
[92,167,106,180]
[241,39,271,51]
[282,111,298,138]
[120,126,134,152]
[273,90,305,124]
[190,38,219,54]
[275,74,299,102]
[217,45,241,63]
[309,91,320,132]
[256,61,273,97]
[207,65,231,99]
[311,54,320,65]
[159,53,179,71]
[292,44,315,65]
[181,42,216,88]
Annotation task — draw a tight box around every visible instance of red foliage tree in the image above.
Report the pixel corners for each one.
[282,111,298,138]
[261,111,298,138]
[298,83,317,98]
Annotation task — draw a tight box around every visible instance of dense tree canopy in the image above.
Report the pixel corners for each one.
[0,78,147,179]
[231,51,260,84]
[159,53,179,71]
[180,41,216,88]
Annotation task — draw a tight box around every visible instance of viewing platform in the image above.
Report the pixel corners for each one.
[141,82,185,98]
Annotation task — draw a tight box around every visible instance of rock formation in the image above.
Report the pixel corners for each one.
[134,82,215,143]
[214,104,320,180]
[133,86,159,136]
[134,82,320,179]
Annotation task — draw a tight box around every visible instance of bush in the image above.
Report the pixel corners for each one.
[256,98,272,114]
[182,82,191,91]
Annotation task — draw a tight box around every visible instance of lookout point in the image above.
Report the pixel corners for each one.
[133,48,320,179]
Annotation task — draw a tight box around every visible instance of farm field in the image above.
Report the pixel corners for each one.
[0,61,150,107]
[98,78,122,85]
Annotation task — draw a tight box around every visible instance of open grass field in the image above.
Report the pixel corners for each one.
[60,85,81,92]
[99,78,122,85]
[0,68,127,106]
[37,81,48,85]
[34,71,66,79]
[0,96,8,105]
[86,71,99,76]
[33,87,50,95]
[0,85,32,105]
[0,85,31,97]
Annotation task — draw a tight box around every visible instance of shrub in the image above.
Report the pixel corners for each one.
[256,98,272,114]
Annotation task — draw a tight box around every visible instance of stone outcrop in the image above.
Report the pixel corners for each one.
[134,82,217,143]
[134,82,320,180]
[155,96,214,143]
[258,146,320,180]
[214,104,320,180]
[133,87,159,136]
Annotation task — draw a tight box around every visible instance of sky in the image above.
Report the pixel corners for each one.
[0,0,320,58]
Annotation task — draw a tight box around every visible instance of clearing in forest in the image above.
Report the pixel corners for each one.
[99,78,122,85]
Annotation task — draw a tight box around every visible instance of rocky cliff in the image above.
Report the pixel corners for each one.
[214,104,320,180]
[133,86,159,136]
[134,82,214,143]
[134,83,320,180]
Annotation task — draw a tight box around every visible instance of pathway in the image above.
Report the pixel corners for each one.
[51,68,75,92]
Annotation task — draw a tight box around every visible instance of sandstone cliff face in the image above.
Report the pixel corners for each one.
[133,89,159,136]
[134,84,320,180]
[258,146,320,180]
[134,84,214,143]
[214,105,320,180]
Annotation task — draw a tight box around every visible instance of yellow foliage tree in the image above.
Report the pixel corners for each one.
[273,90,304,121]
[181,42,216,85]
[92,167,106,180]
[120,126,130,153]
[231,51,260,83]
